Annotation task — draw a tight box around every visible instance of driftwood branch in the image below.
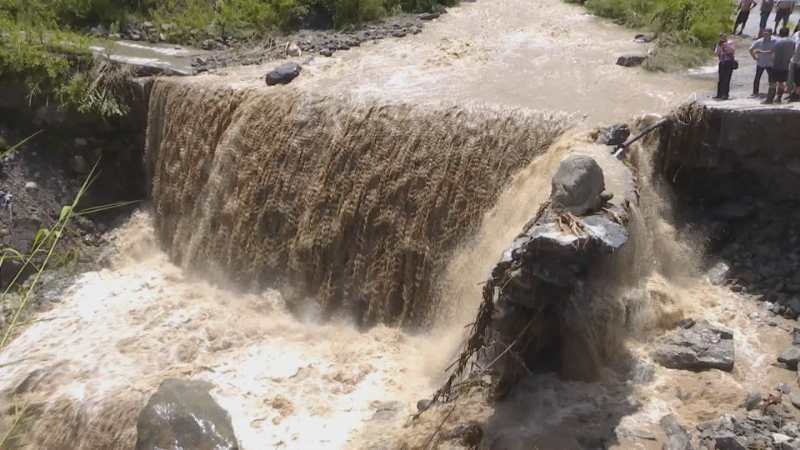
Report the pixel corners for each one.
[612,118,670,159]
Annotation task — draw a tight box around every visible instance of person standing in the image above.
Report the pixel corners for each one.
[761,0,775,31]
[788,29,800,101]
[715,34,737,100]
[735,0,758,35]
[774,0,796,31]
[765,27,796,103]
[750,28,776,97]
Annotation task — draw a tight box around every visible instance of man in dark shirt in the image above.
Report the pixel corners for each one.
[766,28,797,103]
[735,0,758,35]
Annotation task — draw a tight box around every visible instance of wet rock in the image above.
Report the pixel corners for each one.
[419,12,440,20]
[265,63,302,86]
[706,262,730,285]
[744,392,762,411]
[711,434,747,450]
[550,155,606,216]
[790,392,800,409]
[135,379,239,450]
[616,55,647,67]
[660,414,693,450]
[596,123,631,146]
[634,33,656,43]
[651,320,734,372]
[779,346,800,369]
[320,48,334,57]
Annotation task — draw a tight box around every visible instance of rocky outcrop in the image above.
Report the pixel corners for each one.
[473,145,635,395]
[135,379,239,450]
[651,319,734,372]
[657,103,800,317]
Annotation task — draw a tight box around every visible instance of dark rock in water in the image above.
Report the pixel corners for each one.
[419,12,440,20]
[651,320,734,372]
[660,414,693,450]
[792,328,800,346]
[265,62,302,86]
[135,379,239,450]
[550,155,606,216]
[320,48,334,57]
[743,392,762,411]
[616,55,647,67]
[779,346,800,369]
[785,298,800,319]
[392,30,407,38]
[634,33,656,43]
[596,124,631,146]
[711,434,747,450]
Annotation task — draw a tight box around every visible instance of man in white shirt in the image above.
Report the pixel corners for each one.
[750,28,776,96]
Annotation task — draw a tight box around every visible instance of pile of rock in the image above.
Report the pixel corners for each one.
[698,199,800,318]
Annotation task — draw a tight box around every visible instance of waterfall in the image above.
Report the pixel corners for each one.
[145,79,571,327]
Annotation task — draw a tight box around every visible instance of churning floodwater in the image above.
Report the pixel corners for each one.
[0,0,796,448]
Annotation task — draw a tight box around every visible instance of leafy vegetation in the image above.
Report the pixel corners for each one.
[0,0,456,114]
[566,0,734,70]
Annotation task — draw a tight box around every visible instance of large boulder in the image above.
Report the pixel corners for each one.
[135,379,239,450]
[651,320,734,372]
[550,155,606,216]
[265,63,302,86]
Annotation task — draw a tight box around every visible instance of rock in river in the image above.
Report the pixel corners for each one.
[616,55,647,67]
[265,62,302,86]
[779,346,800,370]
[550,154,606,216]
[651,320,734,372]
[135,379,239,450]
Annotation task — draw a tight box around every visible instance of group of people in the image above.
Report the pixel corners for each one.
[715,0,800,102]
[733,0,796,35]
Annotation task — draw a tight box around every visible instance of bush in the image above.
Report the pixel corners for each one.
[583,0,733,47]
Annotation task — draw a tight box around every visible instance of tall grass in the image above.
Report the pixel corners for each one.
[0,158,138,349]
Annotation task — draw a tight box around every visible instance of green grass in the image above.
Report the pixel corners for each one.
[567,0,735,70]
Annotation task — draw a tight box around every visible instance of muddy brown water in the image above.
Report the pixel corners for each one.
[0,0,795,449]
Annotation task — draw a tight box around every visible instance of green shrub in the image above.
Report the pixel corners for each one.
[583,0,732,47]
